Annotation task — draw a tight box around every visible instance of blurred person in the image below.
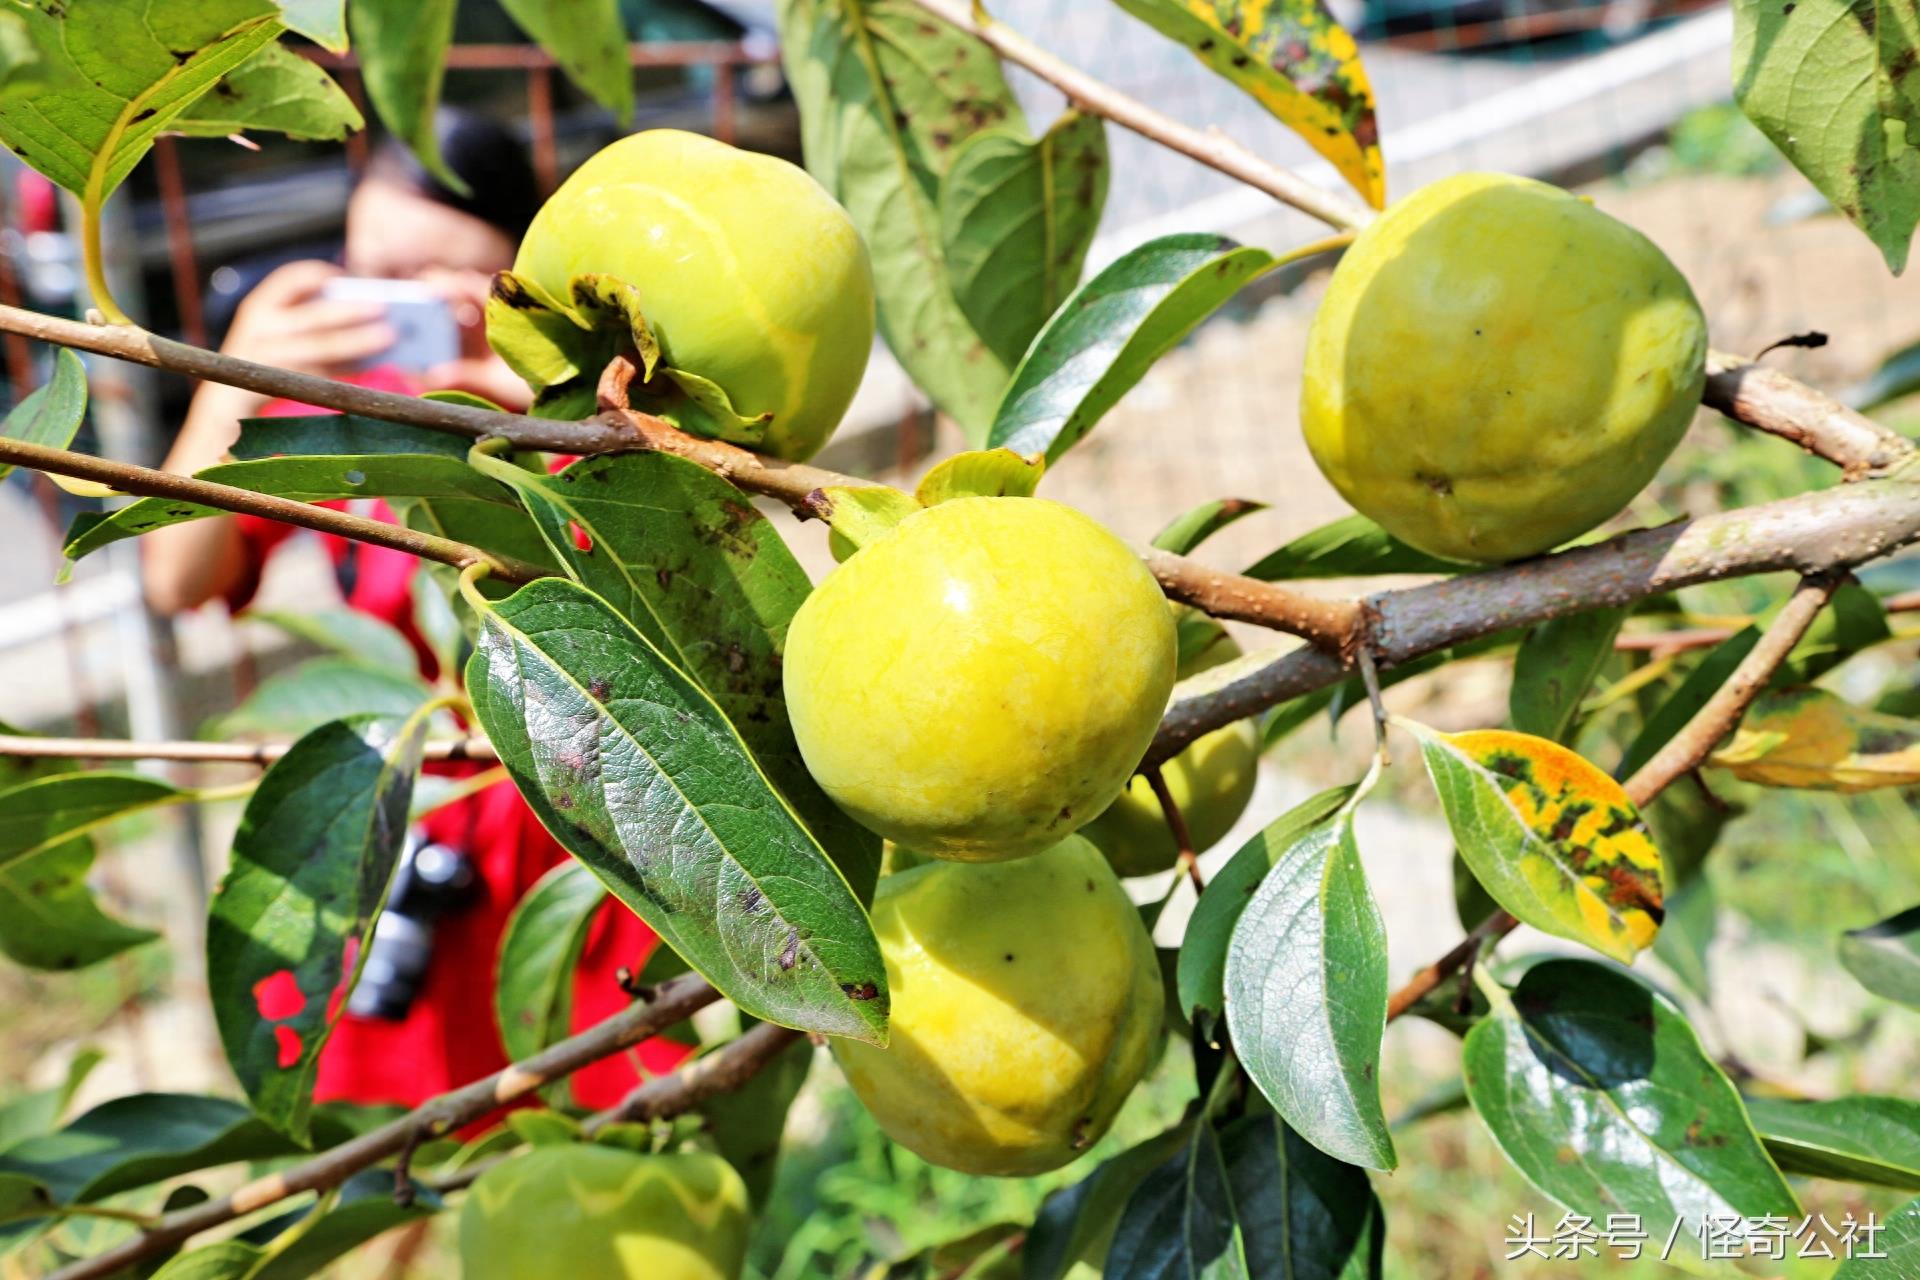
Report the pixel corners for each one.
[144,110,690,1110]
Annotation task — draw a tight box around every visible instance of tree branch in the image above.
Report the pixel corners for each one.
[1379,572,1840,1022]
[584,1021,803,1134]
[0,438,550,585]
[1148,464,1920,765]
[1705,350,1914,477]
[0,734,498,765]
[47,974,721,1280]
[904,0,1376,234]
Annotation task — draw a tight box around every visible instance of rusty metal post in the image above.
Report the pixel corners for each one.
[527,65,560,193]
[713,60,738,145]
[151,136,207,349]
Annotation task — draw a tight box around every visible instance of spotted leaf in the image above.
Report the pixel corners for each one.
[1403,723,1664,963]
[1711,685,1920,792]
[1109,0,1383,208]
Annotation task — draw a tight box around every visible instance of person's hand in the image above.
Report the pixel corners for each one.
[220,260,395,376]
[419,266,532,411]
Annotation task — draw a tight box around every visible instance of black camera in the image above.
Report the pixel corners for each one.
[347,834,478,1021]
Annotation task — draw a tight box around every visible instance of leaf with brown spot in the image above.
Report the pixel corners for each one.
[1108,0,1383,207]
[1403,721,1664,963]
[1711,685,1920,791]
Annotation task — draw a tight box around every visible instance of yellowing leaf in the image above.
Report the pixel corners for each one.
[913,448,1044,506]
[1109,0,1383,208]
[1712,686,1920,792]
[1405,723,1664,963]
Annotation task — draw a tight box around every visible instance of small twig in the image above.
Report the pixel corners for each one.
[1355,645,1390,762]
[1383,573,1842,1024]
[583,1021,804,1135]
[1453,935,1483,1016]
[1145,766,1205,895]
[0,734,498,765]
[391,1126,424,1209]
[905,0,1373,232]
[0,438,549,585]
[47,973,721,1280]
[1620,574,1840,803]
[1704,349,1913,478]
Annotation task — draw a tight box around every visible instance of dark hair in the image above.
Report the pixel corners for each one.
[365,107,541,240]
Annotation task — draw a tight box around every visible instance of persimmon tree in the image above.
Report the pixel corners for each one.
[0,0,1916,1277]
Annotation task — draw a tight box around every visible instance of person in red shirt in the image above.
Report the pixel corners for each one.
[144,111,689,1110]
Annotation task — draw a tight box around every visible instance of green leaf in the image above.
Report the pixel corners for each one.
[1745,1095,1920,1190]
[497,0,634,123]
[1245,512,1468,581]
[247,609,417,677]
[913,448,1044,505]
[493,861,606,1065]
[0,1094,332,1205]
[1840,905,1920,1009]
[939,111,1109,367]
[1836,1195,1920,1275]
[277,0,347,52]
[1405,724,1665,963]
[172,42,361,142]
[1782,580,1892,683]
[464,577,888,1042]
[0,349,85,482]
[701,1036,814,1206]
[0,771,182,872]
[1510,607,1626,743]
[1734,0,1920,273]
[778,0,1025,438]
[0,1048,103,1154]
[208,657,434,741]
[988,234,1274,463]
[231,415,473,462]
[1023,1122,1193,1280]
[0,837,154,971]
[348,0,462,192]
[0,1173,52,1227]
[464,450,880,900]
[1108,0,1381,208]
[1224,794,1394,1170]
[63,452,524,565]
[244,1171,440,1280]
[1178,788,1353,1035]
[207,715,429,1143]
[1616,626,1762,780]
[1463,959,1798,1274]
[1151,497,1267,557]
[0,1,282,199]
[147,1240,262,1279]
[1652,876,1716,1002]
[1109,1112,1385,1279]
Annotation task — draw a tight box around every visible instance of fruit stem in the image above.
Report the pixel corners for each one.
[1144,767,1205,895]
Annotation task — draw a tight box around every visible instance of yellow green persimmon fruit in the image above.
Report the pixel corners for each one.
[458,1144,748,1280]
[831,835,1163,1175]
[1301,171,1707,563]
[1083,612,1258,877]
[510,129,874,460]
[784,497,1177,862]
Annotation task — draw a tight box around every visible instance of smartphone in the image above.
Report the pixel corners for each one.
[319,277,460,373]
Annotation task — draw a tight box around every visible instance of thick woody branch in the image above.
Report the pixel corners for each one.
[1705,350,1913,477]
[1148,466,1920,764]
[0,438,551,585]
[47,974,721,1280]
[0,734,497,765]
[1379,572,1840,1021]
[905,0,1375,233]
